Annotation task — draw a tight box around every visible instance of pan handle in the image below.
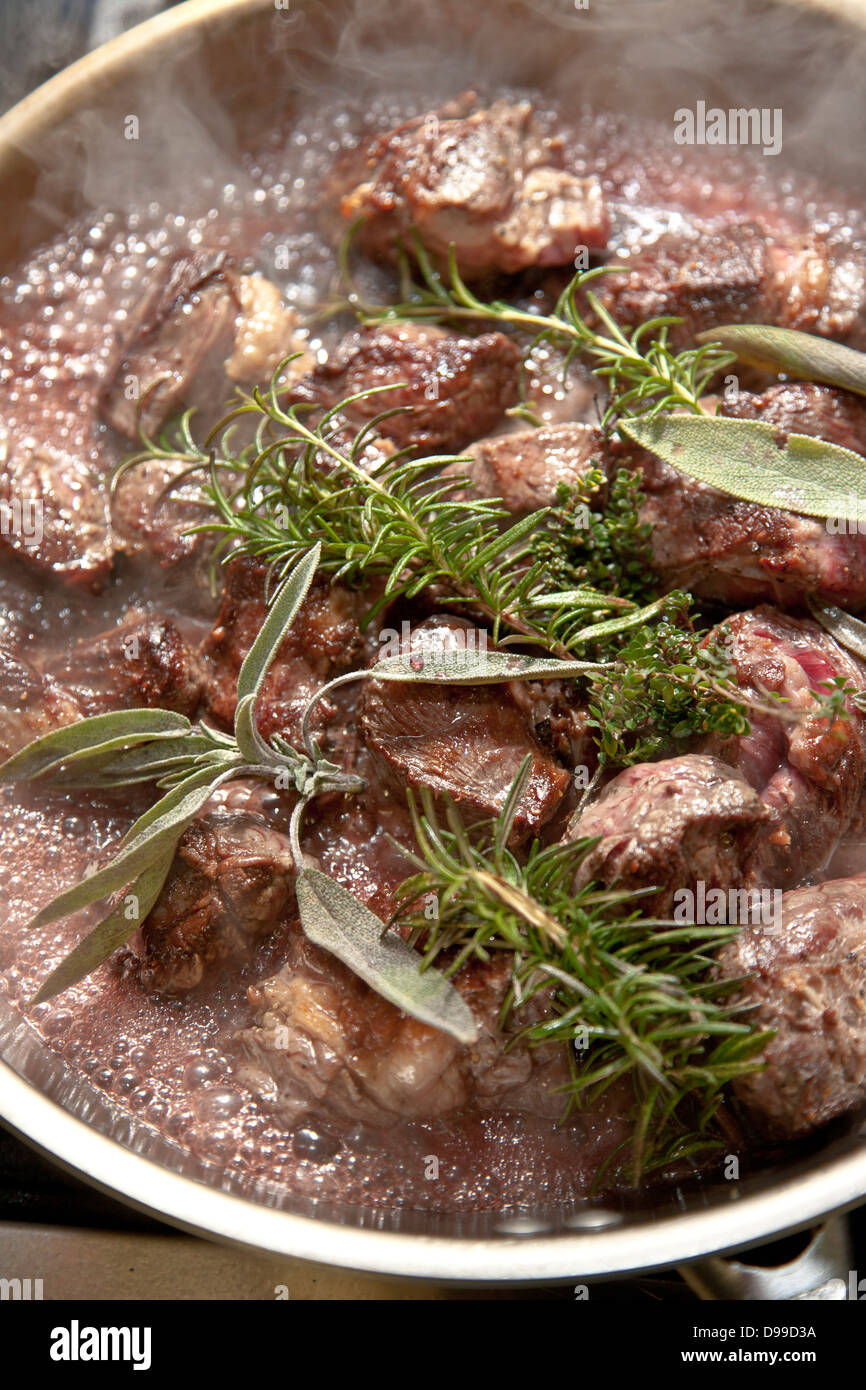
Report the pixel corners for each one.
[678,1216,851,1300]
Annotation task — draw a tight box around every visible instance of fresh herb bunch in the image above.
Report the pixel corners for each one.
[535,468,658,605]
[589,602,751,765]
[396,765,770,1182]
[4,547,478,1041]
[123,375,752,756]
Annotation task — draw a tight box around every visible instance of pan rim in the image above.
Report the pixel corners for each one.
[1,0,865,1280]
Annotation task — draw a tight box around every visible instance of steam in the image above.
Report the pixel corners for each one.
[3,0,866,263]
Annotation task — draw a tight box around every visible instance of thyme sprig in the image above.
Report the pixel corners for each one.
[343,235,736,426]
[394,765,771,1183]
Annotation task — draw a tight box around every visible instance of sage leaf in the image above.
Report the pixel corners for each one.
[0,709,191,784]
[296,867,479,1044]
[236,542,321,704]
[234,693,274,767]
[371,648,599,684]
[31,850,175,1004]
[29,770,229,930]
[43,734,214,789]
[620,414,866,521]
[697,324,866,399]
[808,601,866,662]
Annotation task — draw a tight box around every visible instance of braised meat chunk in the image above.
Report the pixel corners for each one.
[201,555,368,745]
[300,322,520,454]
[703,607,866,885]
[598,220,866,348]
[443,422,607,514]
[45,613,203,717]
[361,620,570,842]
[101,253,304,440]
[0,644,81,761]
[234,933,568,1127]
[0,434,112,590]
[339,97,608,277]
[715,875,866,1139]
[569,754,773,913]
[136,810,296,994]
[110,455,210,570]
[101,249,242,439]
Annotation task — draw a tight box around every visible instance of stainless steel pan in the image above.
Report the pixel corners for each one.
[1,0,865,1286]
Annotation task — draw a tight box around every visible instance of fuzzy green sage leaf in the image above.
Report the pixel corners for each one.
[371,648,600,684]
[697,324,866,399]
[620,414,866,521]
[0,709,191,784]
[296,866,479,1043]
[31,850,176,1004]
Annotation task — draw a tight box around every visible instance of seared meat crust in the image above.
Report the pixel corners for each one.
[715,874,866,1139]
[339,97,608,277]
[298,322,520,454]
[137,810,296,994]
[45,613,203,718]
[569,754,772,913]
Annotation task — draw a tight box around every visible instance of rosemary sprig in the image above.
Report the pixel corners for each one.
[395,765,771,1183]
[343,235,736,426]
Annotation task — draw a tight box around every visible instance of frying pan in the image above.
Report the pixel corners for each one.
[1,0,865,1288]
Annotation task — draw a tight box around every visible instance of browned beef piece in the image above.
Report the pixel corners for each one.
[639,384,866,610]
[507,677,597,771]
[0,644,81,761]
[103,254,309,443]
[715,875,866,1139]
[100,250,243,440]
[299,322,520,454]
[200,557,367,745]
[136,810,296,994]
[361,619,570,842]
[234,931,569,1127]
[597,220,866,348]
[111,457,209,570]
[338,98,608,277]
[442,422,606,513]
[44,613,203,718]
[569,755,772,914]
[0,435,112,591]
[702,607,866,887]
